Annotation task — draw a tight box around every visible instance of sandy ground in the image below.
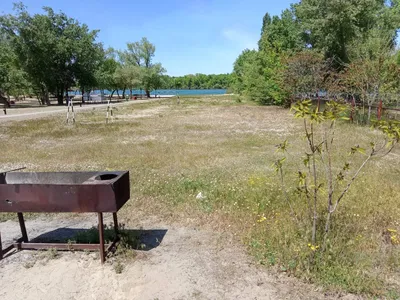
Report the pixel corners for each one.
[0,214,354,300]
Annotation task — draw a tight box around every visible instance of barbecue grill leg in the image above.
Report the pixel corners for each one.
[0,231,3,260]
[98,213,105,264]
[17,213,28,242]
[113,213,119,235]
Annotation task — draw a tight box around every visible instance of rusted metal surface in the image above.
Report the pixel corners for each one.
[17,213,28,242]
[0,170,130,263]
[113,212,119,235]
[1,211,121,263]
[0,171,130,212]
[0,231,2,259]
[14,243,101,251]
[98,212,105,264]
[1,244,14,257]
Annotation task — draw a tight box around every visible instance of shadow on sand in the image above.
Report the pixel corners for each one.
[1,227,168,260]
[32,227,168,251]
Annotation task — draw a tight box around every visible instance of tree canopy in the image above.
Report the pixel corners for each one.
[232,0,400,109]
[1,3,103,104]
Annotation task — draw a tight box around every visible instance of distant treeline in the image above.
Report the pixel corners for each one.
[160,74,233,90]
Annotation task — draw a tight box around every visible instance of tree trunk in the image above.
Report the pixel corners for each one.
[116,90,120,99]
[0,93,10,108]
[36,94,42,105]
[110,90,115,100]
[82,88,85,104]
[57,86,64,105]
[122,88,126,99]
[65,87,69,105]
[57,94,63,105]
[45,92,50,105]
[368,105,372,123]
[41,87,50,106]
[146,90,150,98]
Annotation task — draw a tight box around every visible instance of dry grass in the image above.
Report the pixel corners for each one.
[0,95,399,296]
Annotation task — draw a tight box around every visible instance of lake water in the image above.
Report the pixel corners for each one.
[72,89,227,96]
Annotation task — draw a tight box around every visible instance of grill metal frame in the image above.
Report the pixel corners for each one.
[0,171,130,263]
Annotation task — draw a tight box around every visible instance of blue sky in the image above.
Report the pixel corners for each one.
[0,0,296,76]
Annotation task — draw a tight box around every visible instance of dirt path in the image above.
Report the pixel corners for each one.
[0,97,172,122]
[0,215,348,300]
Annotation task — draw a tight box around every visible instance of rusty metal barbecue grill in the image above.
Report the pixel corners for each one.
[0,171,130,263]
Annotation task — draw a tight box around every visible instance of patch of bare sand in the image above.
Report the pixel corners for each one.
[118,106,169,120]
[0,215,358,300]
[168,106,299,138]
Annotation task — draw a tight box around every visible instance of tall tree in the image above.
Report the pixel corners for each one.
[1,3,103,105]
[95,50,119,98]
[294,0,398,66]
[123,38,165,97]
[233,47,285,105]
[343,31,395,122]
[232,49,258,94]
[259,8,304,53]
[0,30,30,106]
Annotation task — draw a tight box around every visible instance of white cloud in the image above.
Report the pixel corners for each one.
[221,28,258,50]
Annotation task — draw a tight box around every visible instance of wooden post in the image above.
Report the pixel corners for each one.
[106,100,114,124]
[66,99,75,124]
[66,100,70,123]
[106,100,109,124]
[17,213,28,242]
[71,100,75,123]
[98,213,105,264]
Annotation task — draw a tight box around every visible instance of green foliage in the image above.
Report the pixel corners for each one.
[261,99,400,294]
[258,8,303,53]
[118,37,166,97]
[342,31,399,123]
[233,0,400,106]
[232,48,286,105]
[0,3,103,104]
[113,261,124,274]
[232,49,258,94]
[0,6,172,102]
[0,20,31,102]
[274,99,400,292]
[233,8,302,105]
[95,51,119,92]
[294,0,398,65]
